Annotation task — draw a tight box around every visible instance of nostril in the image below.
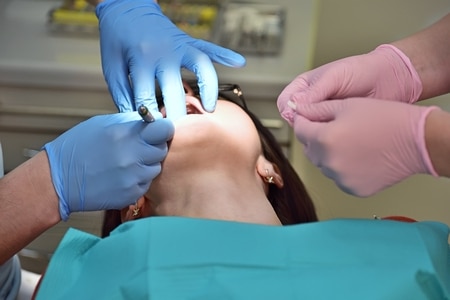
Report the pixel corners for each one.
[186,103,196,114]
[183,81,195,96]
[185,95,207,114]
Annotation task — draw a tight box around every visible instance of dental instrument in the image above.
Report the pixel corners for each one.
[138,105,155,123]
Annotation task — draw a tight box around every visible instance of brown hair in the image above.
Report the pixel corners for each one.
[102,91,317,237]
[247,108,318,225]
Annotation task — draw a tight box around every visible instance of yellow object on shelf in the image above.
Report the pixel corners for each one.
[159,2,218,40]
[47,0,98,36]
[50,9,97,26]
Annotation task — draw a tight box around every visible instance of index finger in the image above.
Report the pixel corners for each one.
[182,47,218,113]
[156,66,186,121]
[103,59,134,112]
[129,63,159,113]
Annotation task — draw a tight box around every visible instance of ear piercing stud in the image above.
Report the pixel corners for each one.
[132,202,141,217]
[264,169,274,184]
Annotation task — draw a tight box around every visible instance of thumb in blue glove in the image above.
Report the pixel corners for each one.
[43,112,174,220]
[96,0,246,120]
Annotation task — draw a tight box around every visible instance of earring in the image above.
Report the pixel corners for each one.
[264,169,274,184]
[132,202,141,217]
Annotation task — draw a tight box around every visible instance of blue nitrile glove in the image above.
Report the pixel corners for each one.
[43,113,174,220]
[96,0,246,120]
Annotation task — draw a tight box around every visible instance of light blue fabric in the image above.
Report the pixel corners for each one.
[0,255,21,300]
[36,217,450,300]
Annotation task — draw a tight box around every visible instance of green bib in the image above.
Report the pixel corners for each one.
[36,217,450,300]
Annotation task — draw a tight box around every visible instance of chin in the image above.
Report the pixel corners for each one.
[171,114,222,148]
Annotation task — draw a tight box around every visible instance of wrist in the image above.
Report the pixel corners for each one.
[424,107,450,177]
[374,44,423,103]
[0,151,60,264]
[27,151,62,224]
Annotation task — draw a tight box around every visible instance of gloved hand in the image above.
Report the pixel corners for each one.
[96,0,246,120]
[278,45,423,125]
[43,113,174,220]
[289,98,439,196]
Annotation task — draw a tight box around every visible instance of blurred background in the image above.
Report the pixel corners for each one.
[0,0,449,274]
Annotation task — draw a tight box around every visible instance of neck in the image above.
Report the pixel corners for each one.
[149,169,281,226]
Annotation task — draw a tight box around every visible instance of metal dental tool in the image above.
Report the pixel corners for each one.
[138,104,155,123]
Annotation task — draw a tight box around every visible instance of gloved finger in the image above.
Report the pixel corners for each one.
[156,65,186,120]
[140,118,175,144]
[291,113,323,145]
[278,99,297,126]
[329,176,359,197]
[291,102,339,159]
[128,60,158,113]
[103,59,134,112]
[279,67,342,106]
[295,101,343,122]
[278,75,312,123]
[182,46,218,112]
[96,111,142,124]
[291,101,343,144]
[136,162,161,191]
[141,144,168,166]
[291,73,333,105]
[189,39,246,68]
[297,116,329,170]
[278,74,310,103]
[278,75,309,111]
[320,165,339,182]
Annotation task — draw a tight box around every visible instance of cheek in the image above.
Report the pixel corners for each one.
[207,104,262,156]
[214,104,253,130]
[166,102,262,164]
[221,110,260,151]
[228,121,259,149]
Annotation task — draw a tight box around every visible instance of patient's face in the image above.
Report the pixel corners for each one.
[144,95,263,203]
[119,95,284,223]
[161,95,261,170]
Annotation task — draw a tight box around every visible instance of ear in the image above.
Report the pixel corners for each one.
[256,156,284,188]
[120,196,148,222]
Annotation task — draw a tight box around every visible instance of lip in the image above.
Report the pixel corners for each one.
[159,95,207,119]
[185,95,207,115]
[167,96,208,148]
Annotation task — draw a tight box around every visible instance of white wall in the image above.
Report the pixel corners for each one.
[291,0,450,225]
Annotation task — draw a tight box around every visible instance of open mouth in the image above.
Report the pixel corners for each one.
[185,95,207,115]
[159,95,207,118]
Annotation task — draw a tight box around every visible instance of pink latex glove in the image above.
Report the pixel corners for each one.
[278,44,423,126]
[290,98,439,196]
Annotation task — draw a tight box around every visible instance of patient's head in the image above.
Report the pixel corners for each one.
[102,82,317,237]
